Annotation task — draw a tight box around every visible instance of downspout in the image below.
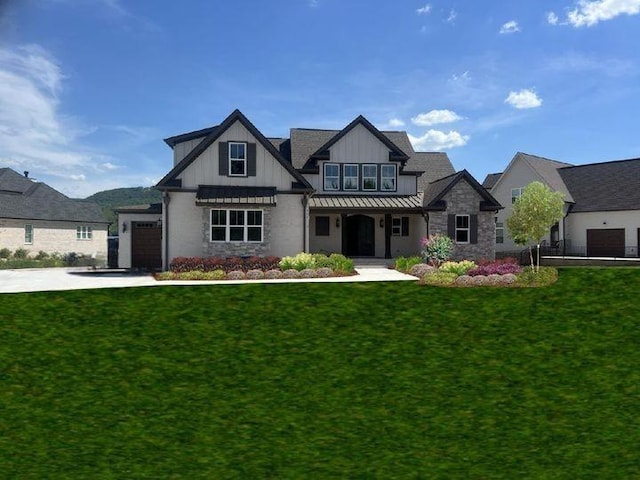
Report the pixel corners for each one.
[163,191,171,270]
[302,193,309,253]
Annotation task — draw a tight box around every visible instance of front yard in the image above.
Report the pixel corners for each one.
[1,268,639,478]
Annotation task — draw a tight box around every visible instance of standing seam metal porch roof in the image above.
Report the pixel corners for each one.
[309,194,423,210]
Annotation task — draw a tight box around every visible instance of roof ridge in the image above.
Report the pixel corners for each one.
[518,151,573,166]
[559,156,640,169]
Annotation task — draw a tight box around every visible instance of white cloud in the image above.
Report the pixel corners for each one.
[385,118,405,128]
[416,4,431,15]
[499,20,520,34]
[567,0,640,27]
[547,11,560,24]
[450,70,471,82]
[70,173,86,181]
[411,109,463,126]
[100,162,119,170]
[446,9,457,23]
[505,89,543,109]
[408,130,469,151]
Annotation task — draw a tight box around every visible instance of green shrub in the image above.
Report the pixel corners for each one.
[0,248,11,259]
[13,248,29,259]
[421,234,453,267]
[328,253,354,274]
[312,253,334,269]
[517,266,558,287]
[394,256,422,273]
[279,253,316,271]
[422,271,458,286]
[35,251,49,260]
[440,260,476,276]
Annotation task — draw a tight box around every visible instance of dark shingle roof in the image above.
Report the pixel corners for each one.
[410,153,456,191]
[559,158,640,212]
[0,168,108,223]
[482,173,502,190]
[423,170,502,211]
[515,152,574,202]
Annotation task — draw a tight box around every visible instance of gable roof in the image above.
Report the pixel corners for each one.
[157,109,313,190]
[163,126,218,148]
[423,169,503,212]
[492,152,574,203]
[302,115,410,170]
[558,157,640,212]
[481,173,502,190]
[410,152,456,191]
[0,168,108,223]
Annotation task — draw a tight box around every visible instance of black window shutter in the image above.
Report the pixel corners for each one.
[470,214,478,244]
[401,217,409,236]
[247,143,257,176]
[447,214,456,238]
[219,142,229,176]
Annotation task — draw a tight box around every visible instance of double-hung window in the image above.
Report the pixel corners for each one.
[511,187,524,204]
[455,215,470,243]
[362,164,377,191]
[77,226,93,240]
[211,209,262,242]
[343,164,358,191]
[381,164,396,191]
[229,142,247,176]
[496,221,504,244]
[392,217,409,236]
[24,224,33,244]
[324,163,340,191]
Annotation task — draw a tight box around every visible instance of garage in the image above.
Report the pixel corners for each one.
[586,228,625,257]
[131,221,162,269]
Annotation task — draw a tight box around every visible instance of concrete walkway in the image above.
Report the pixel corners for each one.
[0,266,418,294]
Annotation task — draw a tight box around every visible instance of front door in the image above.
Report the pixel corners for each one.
[344,214,375,257]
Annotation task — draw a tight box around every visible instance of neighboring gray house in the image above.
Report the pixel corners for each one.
[0,168,109,262]
[485,153,640,257]
[119,109,500,269]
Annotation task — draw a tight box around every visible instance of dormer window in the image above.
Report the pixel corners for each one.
[229,142,247,176]
[324,163,340,191]
[381,164,396,191]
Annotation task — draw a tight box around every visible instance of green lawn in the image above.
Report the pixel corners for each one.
[1,268,639,479]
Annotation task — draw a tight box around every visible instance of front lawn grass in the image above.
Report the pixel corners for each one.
[1,268,639,478]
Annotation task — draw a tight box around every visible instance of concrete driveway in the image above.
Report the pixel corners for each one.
[0,267,418,294]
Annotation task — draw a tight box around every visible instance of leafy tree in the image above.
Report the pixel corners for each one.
[506,181,565,272]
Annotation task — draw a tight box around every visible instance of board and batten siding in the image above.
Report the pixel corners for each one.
[173,138,205,166]
[176,120,296,190]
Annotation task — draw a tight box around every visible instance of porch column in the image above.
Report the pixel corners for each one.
[384,213,392,259]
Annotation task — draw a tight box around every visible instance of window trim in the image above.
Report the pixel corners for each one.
[210,208,263,243]
[511,187,524,204]
[380,164,397,192]
[496,221,504,244]
[324,163,340,191]
[24,224,33,245]
[228,142,247,177]
[455,214,470,244]
[343,164,358,191]
[391,217,402,236]
[76,226,93,240]
[362,164,378,191]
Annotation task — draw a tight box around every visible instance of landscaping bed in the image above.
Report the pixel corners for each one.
[156,252,355,281]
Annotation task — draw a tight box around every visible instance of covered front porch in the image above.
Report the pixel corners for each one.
[308,195,425,259]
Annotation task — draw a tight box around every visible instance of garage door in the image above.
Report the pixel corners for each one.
[132,222,162,269]
[586,228,625,257]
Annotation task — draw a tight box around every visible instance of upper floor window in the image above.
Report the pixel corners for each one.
[381,164,397,191]
[343,164,358,191]
[511,187,524,204]
[455,215,470,243]
[77,226,93,240]
[362,164,377,191]
[24,224,33,244]
[324,163,340,191]
[229,142,247,176]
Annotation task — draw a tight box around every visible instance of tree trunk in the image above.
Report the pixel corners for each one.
[536,243,541,273]
[529,245,534,271]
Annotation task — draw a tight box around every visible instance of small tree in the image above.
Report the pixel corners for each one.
[506,181,565,272]
[421,234,453,268]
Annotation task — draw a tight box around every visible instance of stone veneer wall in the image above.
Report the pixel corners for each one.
[201,206,272,257]
[428,181,497,261]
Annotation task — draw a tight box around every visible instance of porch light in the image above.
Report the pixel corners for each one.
[336,217,340,228]
[379,218,384,228]
[122,221,128,233]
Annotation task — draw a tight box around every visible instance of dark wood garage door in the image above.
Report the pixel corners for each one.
[132,222,162,270]
[586,228,625,257]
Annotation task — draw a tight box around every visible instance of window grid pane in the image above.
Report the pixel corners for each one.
[362,165,377,190]
[211,209,262,242]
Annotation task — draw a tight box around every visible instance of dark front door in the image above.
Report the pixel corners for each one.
[344,214,375,257]
[132,221,162,269]
[586,228,625,257]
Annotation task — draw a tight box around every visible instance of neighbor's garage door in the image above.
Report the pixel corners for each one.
[131,222,162,269]
[586,228,625,257]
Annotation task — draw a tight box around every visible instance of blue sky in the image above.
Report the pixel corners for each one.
[1,0,640,197]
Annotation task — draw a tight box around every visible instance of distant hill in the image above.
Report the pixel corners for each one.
[86,187,162,235]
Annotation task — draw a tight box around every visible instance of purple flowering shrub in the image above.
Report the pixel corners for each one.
[467,258,521,276]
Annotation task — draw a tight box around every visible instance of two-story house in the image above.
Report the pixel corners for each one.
[119,109,501,269]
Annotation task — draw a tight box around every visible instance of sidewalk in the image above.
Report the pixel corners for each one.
[0,267,418,294]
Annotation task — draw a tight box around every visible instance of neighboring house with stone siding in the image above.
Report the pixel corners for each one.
[120,109,501,269]
[0,167,109,263]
